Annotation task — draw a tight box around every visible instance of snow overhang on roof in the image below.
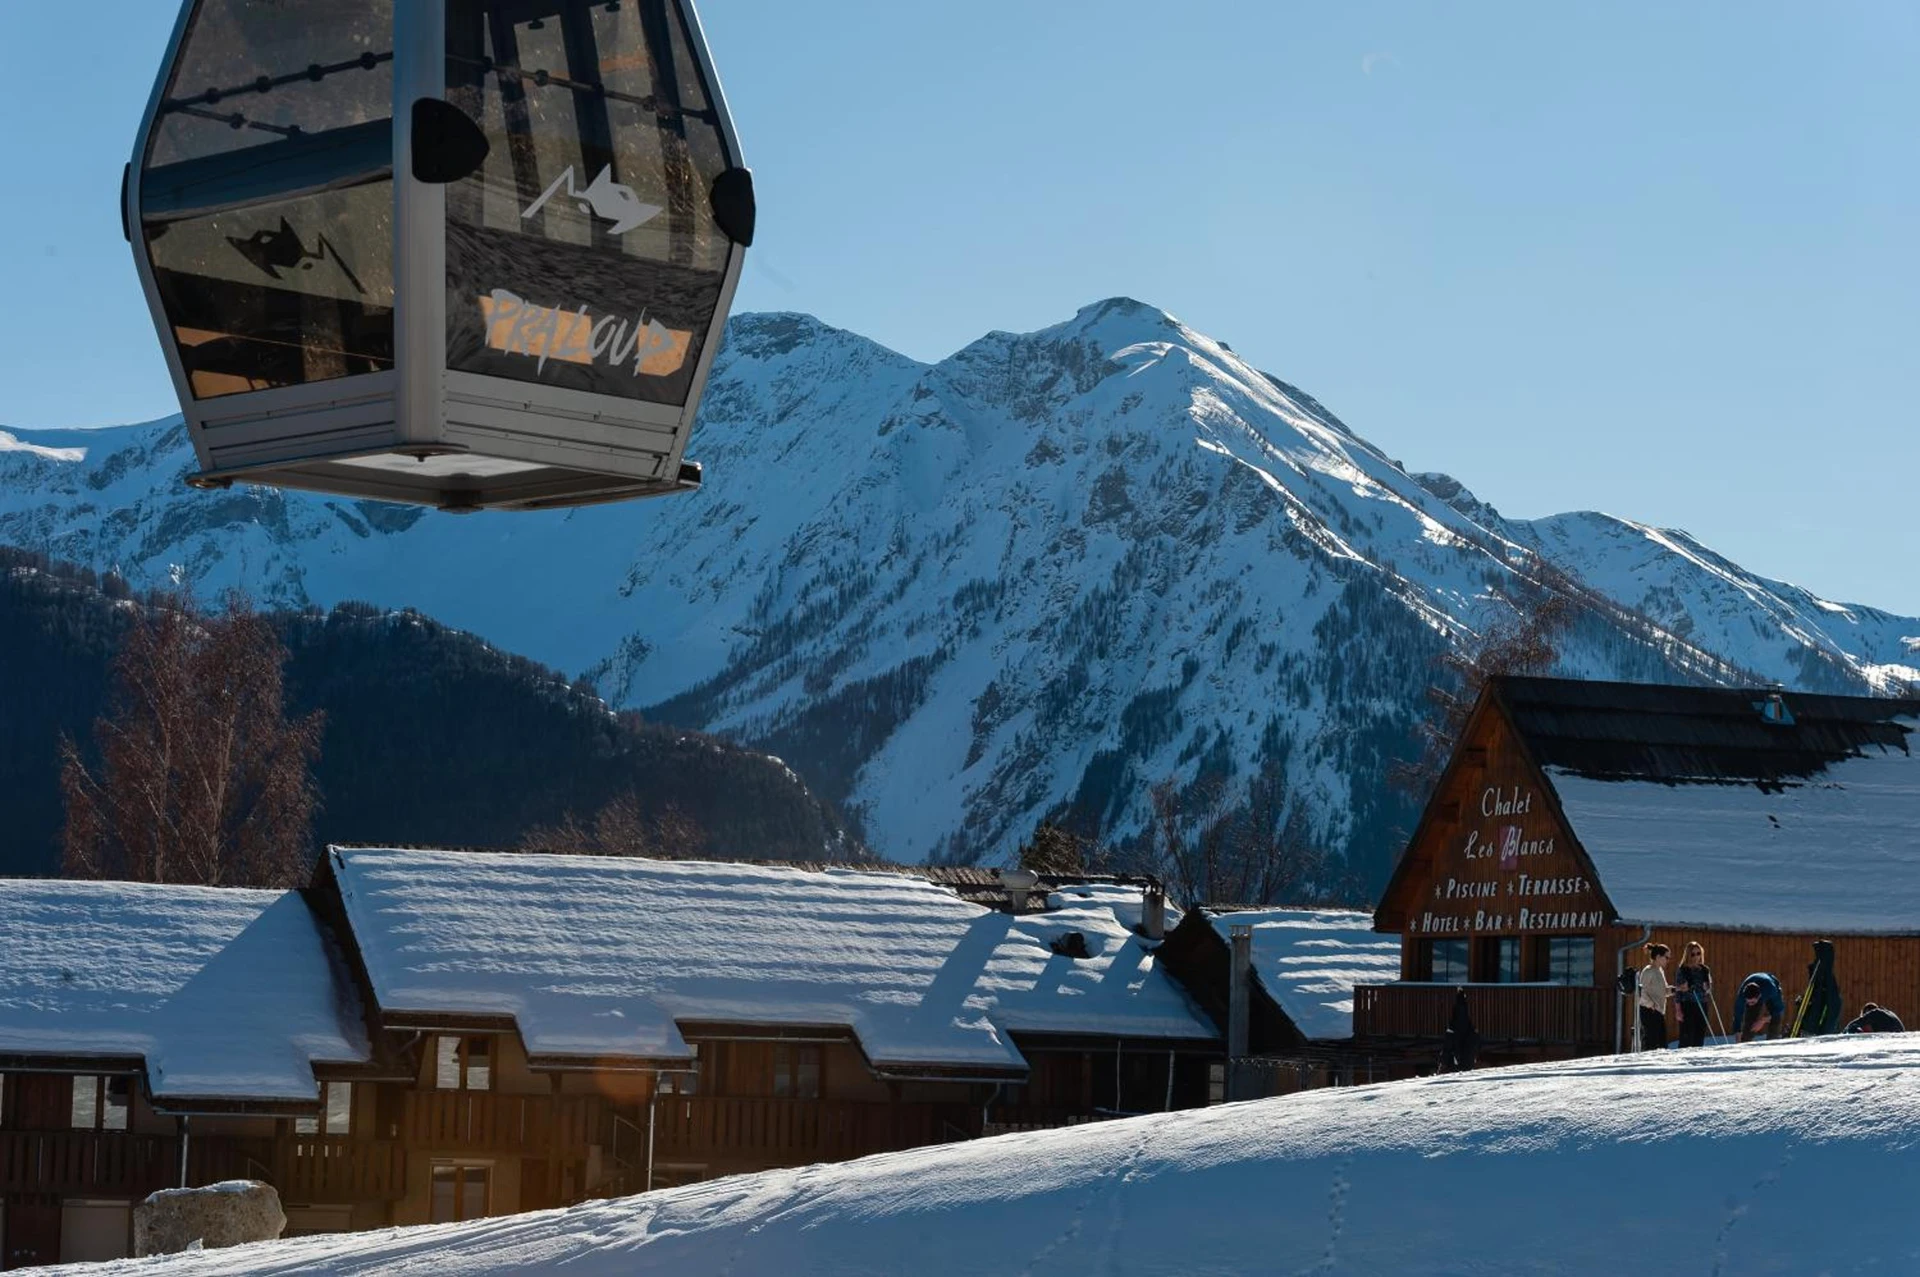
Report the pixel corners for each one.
[329,848,1218,1074]
[0,881,370,1106]
[1545,729,1920,934]
[1208,909,1401,1041]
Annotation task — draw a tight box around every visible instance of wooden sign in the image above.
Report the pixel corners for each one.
[1410,747,1606,938]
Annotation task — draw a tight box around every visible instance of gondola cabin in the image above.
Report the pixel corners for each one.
[127,0,753,512]
[1357,677,1920,1064]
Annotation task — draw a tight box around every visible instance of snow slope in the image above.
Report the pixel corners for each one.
[72,1034,1920,1275]
[6,301,1917,877]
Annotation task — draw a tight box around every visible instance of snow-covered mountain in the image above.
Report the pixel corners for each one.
[4,299,1915,880]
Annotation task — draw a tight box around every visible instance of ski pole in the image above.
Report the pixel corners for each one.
[1707,989,1730,1043]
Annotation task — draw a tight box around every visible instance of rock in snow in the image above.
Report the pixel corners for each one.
[60,1034,1920,1275]
[4,300,1916,875]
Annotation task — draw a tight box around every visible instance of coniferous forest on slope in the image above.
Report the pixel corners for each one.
[0,549,861,878]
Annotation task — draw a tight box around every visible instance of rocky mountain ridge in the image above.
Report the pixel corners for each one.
[4,298,1914,882]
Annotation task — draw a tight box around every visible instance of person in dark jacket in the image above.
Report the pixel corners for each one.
[1439,987,1478,1072]
[1733,974,1785,1042]
[1842,1004,1905,1034]
[1793,939,1843,1036]
[1672,941,1714,1048]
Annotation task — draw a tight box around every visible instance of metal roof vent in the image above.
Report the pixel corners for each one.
[998,868,1039,913]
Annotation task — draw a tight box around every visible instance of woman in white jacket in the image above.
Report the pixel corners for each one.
[1637,942,1672,1050]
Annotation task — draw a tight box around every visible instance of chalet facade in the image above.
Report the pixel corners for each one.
[0,881,384,1267]
[1356,676,1920,1065]
[0,851,1221,1265]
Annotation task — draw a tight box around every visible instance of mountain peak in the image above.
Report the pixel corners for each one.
[722,311,911,366]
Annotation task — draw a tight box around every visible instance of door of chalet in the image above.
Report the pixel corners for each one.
[3,1200,61,1270]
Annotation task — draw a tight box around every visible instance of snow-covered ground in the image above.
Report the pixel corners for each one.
[71,1034,1920,1275]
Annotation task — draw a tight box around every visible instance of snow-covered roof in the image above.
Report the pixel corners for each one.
[329,848,1216,1073]
[1548,734,1920,932]
[1209,909,1400,1040]
[0,881,369,1103]
[93,1035,1920,1276]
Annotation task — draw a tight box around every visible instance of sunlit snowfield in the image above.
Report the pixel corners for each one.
[69,1034,1920,1275]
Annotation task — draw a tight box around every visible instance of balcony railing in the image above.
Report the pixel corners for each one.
[651,1097,969,1164]
[0,1130,409,1204]
[0,1130,253,1197]
[273,1138,407,1204]
[1353,983,1615,1047]
[401,1091,597,1156]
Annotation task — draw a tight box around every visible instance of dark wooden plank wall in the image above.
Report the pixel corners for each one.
[1600,926,1920,1034]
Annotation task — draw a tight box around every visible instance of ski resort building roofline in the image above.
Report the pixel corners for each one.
[0,879,373,1114]
[1357,675,1920,1064]
[1377,676,1920,937]
[318,846,1218,1079]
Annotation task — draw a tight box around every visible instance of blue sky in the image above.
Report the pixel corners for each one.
[2,2,1914,612]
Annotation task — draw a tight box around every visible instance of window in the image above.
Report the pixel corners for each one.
[771,1045,821,1100]
[1207,1061,1226,1105]
[1481,937,1522,984]
[434,1037,493,1091]
[71,1077,130,1132]
[140,0,396,399]
[659,1043,699,1095]
[295,1082,353,1136]
[429,1163,490,1223]
[1424,939,1468,983]
[443,0,737,405]
[1545,937,1596,986]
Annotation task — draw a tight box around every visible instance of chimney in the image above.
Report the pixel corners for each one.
[999,868,1039,914]
[1227,923,1253,1092]
[1141,884,1167,940]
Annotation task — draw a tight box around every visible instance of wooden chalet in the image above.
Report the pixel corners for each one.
[1,851,1222,1265]
[0,882,386,1267]
[1155,907,1400,1095]
[1357,676,1920,1065]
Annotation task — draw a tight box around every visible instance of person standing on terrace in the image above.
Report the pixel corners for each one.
[1636,943,1672,1050]
[1673,942,1714,1048]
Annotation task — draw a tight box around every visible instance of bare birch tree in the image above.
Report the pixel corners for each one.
[59,592,323,887]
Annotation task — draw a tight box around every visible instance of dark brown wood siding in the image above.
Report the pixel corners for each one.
[1599,926,1920,1036]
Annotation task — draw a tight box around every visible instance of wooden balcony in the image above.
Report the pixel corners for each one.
[1353,983,1615,1047]
[0,1130,408,1205]
[272,1138,407,1204]
[0,1130,253,1198]
[401,1091,597,1156]
[651,1097,970,1165]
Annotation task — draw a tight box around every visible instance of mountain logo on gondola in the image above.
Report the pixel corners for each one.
[226,220,368,295]
[521,165,662,235]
